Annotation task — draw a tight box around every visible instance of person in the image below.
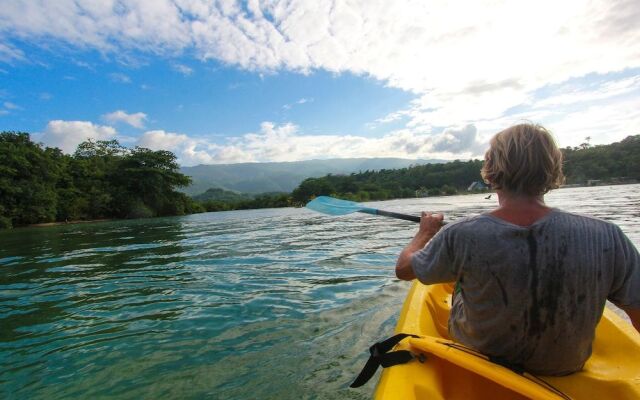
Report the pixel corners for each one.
[395,123,640,376]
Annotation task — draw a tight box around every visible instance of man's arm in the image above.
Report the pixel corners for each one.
[621,306,640,334]
[395,212,443,281]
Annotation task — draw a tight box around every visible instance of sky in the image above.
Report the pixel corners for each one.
[0,0,639,166]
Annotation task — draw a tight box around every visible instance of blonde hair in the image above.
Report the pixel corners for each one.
[481,123,564,196]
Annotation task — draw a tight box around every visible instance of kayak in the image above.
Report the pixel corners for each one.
[374,281,640,399]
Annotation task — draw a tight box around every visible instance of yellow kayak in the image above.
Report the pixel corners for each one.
[374,281,640,399]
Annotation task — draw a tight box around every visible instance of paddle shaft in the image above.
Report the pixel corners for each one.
[306,196,445,224]
[358,208,421,223]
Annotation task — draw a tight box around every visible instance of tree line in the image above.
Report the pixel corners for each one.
[0,132,201,229]
[1,131,638,228]
[197,134,640,211]
[562,135,640,184]
[290,159,484,203]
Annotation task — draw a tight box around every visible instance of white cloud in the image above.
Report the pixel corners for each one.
[40,120,117,153]
[1,0,639,150]
[136,121,485,166]
[0,101,21,115]
[0,42,25,62]
[102,110,148,129]
[463,74,640,148]
[172,63,193,75]
[1,1,637,93]
[545,98,640,147]
[283,97,313,110]
[3,101,20,110]
[137,130,222,165]
[534,75,640,108]
[109,72,131,83]
[432,125,484,154]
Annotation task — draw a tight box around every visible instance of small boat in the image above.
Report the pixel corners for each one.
[373,281,640,399]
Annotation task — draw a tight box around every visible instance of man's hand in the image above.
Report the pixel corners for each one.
[418,212,444,239]
[395,212,444,281]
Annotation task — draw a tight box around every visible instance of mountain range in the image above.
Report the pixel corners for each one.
[180,157,445,195]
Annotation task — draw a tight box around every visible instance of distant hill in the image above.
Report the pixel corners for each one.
[181,157,444,195]
[191,188,253,202]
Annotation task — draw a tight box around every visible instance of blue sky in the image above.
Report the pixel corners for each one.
[1,0,639,166]
[2,49,412,139]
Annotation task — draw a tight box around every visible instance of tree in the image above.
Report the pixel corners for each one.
[0,133,197,228]
[291,178,335,203]
[112,147,192,217]
[0,132,60,225]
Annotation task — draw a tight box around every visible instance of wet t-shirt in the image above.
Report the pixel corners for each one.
[411,209,640,376]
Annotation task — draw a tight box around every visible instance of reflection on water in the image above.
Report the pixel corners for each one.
[1,184,638,399]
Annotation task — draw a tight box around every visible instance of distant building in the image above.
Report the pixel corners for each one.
[467,181,488,191]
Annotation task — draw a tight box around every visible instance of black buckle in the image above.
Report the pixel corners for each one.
[350,333,422,388]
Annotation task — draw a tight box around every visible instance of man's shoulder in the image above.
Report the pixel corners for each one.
[440,214,495,233]
[550,209,618,231]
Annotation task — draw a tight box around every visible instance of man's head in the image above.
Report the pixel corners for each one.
[481,123,564,196]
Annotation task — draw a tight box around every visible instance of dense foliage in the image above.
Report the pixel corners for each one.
[2,131,637,228]
[191,187,290,212]
[0,132,201,228]
[291,160,485,203]
[192,187,253,203]
[191,134,640,210]
[197,192,292,212]
[562,135,640,184]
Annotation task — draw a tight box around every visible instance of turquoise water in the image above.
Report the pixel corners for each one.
[1,185,639,399]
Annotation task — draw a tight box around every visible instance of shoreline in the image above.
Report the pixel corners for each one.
[27,219,114,228]
[8,181,639,230]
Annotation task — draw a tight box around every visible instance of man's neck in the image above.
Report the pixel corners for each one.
[491,190,551,226]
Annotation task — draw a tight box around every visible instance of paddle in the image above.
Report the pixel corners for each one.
[305,196,421,223]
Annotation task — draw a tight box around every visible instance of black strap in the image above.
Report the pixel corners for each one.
[350,333,422,388]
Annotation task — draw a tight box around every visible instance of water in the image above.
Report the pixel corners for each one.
[1,184,639,399]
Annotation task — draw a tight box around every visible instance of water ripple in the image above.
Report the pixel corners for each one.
[0,184,638,399]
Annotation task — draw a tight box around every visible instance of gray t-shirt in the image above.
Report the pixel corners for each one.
[411,209,640,375]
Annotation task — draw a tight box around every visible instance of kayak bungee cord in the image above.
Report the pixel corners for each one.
[440,341,573,400]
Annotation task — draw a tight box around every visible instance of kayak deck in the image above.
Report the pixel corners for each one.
[374,282,640,399]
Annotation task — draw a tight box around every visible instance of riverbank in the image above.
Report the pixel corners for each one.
[27,219,113,228]
[6,182,638,230]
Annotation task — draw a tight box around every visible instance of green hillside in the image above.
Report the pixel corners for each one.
[180,157,444,195]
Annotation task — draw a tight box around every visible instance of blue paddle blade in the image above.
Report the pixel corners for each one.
[305,196,376,216]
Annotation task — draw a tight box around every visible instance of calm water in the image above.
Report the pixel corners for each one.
[1,185,639,399]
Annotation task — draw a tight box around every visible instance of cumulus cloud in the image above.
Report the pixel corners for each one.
[135,121,486,166]
[1,1,637,92]
[40,120,117,153]
[433,125,484,154]
[102,110,148,129]
[2,0,639,150]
